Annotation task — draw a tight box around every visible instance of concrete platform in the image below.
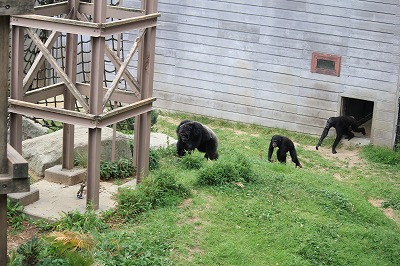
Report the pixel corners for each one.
[45,165,86,186]
[23,178,136,221]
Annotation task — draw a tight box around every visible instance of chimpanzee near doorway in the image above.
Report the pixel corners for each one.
[341,97,374,136]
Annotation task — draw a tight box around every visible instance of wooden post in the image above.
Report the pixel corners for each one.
[62,0,79,169]
[87,0,106,209]
[0,14,9,266]
[134,0,158,183]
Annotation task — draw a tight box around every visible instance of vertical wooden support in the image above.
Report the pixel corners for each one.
[63,0,79,169]
[10,26,24,153]
[134,0,157,183]
[87,0,106,209]
[0,15,9,266]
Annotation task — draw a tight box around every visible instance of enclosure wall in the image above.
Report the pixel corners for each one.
[124,0,400,148]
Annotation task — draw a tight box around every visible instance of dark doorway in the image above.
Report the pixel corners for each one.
[341,97,374,135]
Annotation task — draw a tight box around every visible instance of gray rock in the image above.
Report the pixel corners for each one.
[22,117,49,140]
[22,126,177,177]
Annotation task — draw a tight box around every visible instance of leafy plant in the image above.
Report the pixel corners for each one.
[100,158,135,180]
[17,237,41,266]
[7,199,27,231]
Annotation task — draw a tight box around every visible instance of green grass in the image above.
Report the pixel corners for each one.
[9,111,400,265]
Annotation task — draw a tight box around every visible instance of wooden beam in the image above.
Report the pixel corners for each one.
[33,1,68,16]
[76,82,139,103]
[9,99,96,127]
[105,45,140,94]
[97,97,156,127]
[102,30,145,108]
[7,144,28,179]
[25,28,89,112]
[79,2,144,19]
[11,13,160,37]
[23,82,65,103]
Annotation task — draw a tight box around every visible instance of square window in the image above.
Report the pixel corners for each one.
[311,52,341,77]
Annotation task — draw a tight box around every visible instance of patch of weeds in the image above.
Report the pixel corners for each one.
[298,238,337,265]
[197,155,257,186]
[307,188,358,221]
[115,169,190,219]
[7,199,27,232]
[12,232,95,266]
[95,230,172,265]
[41,206,109,233]
[382,198,400,210]
[178,153,205,170]
[149,148,160,170]
[362,144,400,166]
[16,237,41,266]
[100,159,135,181]
[73,152,87,168]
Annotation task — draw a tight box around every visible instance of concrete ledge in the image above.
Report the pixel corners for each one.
[45,165,86,186]
[8,188,39,206]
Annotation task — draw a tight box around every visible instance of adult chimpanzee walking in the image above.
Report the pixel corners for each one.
[268,135,302,168]
[316,116,366,154]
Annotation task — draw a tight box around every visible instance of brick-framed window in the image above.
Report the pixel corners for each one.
[311,52,341,77]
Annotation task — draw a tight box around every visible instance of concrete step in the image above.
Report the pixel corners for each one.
[8,188,39,206]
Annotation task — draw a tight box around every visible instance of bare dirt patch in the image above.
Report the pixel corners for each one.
[7,223,39,253]
[368,199,400,225]
[304,145,365,169]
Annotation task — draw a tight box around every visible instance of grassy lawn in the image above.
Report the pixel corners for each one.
[8,111,400,266]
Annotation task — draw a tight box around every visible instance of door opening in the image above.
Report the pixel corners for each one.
[341,97,374,136]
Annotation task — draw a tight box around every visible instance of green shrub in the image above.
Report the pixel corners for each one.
[115,170,190,219]
[197,156,257,186]
[362,144,400,166]
[100,159,135,180]
[179,153,205,170]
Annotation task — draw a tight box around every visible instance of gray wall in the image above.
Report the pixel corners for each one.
[132,0,400,147]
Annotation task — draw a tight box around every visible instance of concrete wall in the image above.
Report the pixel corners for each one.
[124,0,400,147]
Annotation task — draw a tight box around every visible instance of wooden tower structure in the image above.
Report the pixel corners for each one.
[8,0,159,209]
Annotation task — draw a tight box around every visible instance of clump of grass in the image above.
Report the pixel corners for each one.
[115,169,190,219]
[41,206,109,233]
[100,159,135,180]
[197,155,257,186]
[7,199,27,232]
[149,149,160,170]
[361,144,400,166]
[382,198,400,210]
[178,153,205,170]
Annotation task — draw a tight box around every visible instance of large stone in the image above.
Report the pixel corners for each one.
[22,126,177,177]
[22,126,133,177]
[22,117,48,140]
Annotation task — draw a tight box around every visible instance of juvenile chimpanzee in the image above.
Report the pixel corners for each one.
[176,120,219,160]
[268,135,302,168]
[316,116,366,154]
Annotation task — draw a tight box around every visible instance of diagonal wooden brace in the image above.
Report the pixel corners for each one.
[25,28,90,112]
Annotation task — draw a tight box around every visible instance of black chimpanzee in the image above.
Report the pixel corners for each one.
[268,135,302,168]
[176,120,219,160]
[316,116,366,154]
